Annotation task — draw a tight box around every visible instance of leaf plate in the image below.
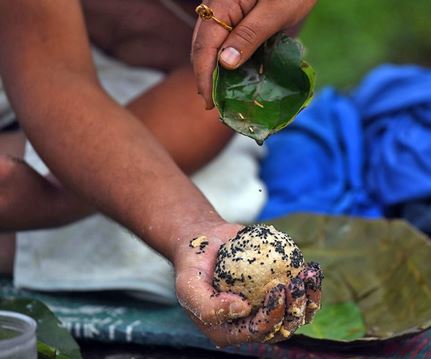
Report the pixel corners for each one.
[268,214,431,344]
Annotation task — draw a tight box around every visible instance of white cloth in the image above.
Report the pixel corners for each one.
[14,48,267,304]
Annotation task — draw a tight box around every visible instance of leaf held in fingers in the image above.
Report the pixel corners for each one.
[213,33,315,144]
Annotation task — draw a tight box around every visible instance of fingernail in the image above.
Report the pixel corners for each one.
[229,301,247,318]
[220,47,241,67]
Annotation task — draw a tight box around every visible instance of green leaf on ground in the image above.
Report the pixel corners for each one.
[296,301,366,340]
[268,214,431,342]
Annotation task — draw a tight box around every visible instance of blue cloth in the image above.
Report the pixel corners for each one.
[259,65,431,226]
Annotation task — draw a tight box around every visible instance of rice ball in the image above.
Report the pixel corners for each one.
[213,224,305,311]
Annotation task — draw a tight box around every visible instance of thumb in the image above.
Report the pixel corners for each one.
[218,5,281,69]
[176,268,251,325]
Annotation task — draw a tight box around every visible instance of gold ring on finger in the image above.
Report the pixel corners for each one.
[195,4,233,32]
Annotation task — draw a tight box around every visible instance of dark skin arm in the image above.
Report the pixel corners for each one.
[0,1,321,345]
[0,0,294,345]
[127,66,233,174]
[0,0,224,258]
[0,66,233,231]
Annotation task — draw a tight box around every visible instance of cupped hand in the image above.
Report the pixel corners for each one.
[191,0,317,109]
[174,222,323,347]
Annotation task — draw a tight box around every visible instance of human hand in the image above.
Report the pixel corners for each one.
[265,262,323,343]
[191,0,317,109]
[174,222,322,346]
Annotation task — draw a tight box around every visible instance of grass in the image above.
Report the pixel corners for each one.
[299,0,430,89]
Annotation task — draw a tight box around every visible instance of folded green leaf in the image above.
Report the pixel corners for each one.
[213,33,315,144]
[0,297,82,359]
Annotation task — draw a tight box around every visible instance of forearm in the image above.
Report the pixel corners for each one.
[127,66,233,174]
[5,72,222,260]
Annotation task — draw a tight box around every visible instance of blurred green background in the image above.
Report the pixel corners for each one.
[300,0,430,90]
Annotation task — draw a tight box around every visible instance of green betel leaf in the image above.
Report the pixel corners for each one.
[296,302,366,340]
[0,297,82,359]
[213,33,315,145]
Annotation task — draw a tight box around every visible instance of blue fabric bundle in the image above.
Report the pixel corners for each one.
[259,65,431,233]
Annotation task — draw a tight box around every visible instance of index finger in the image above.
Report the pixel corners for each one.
[191,0,257,109]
